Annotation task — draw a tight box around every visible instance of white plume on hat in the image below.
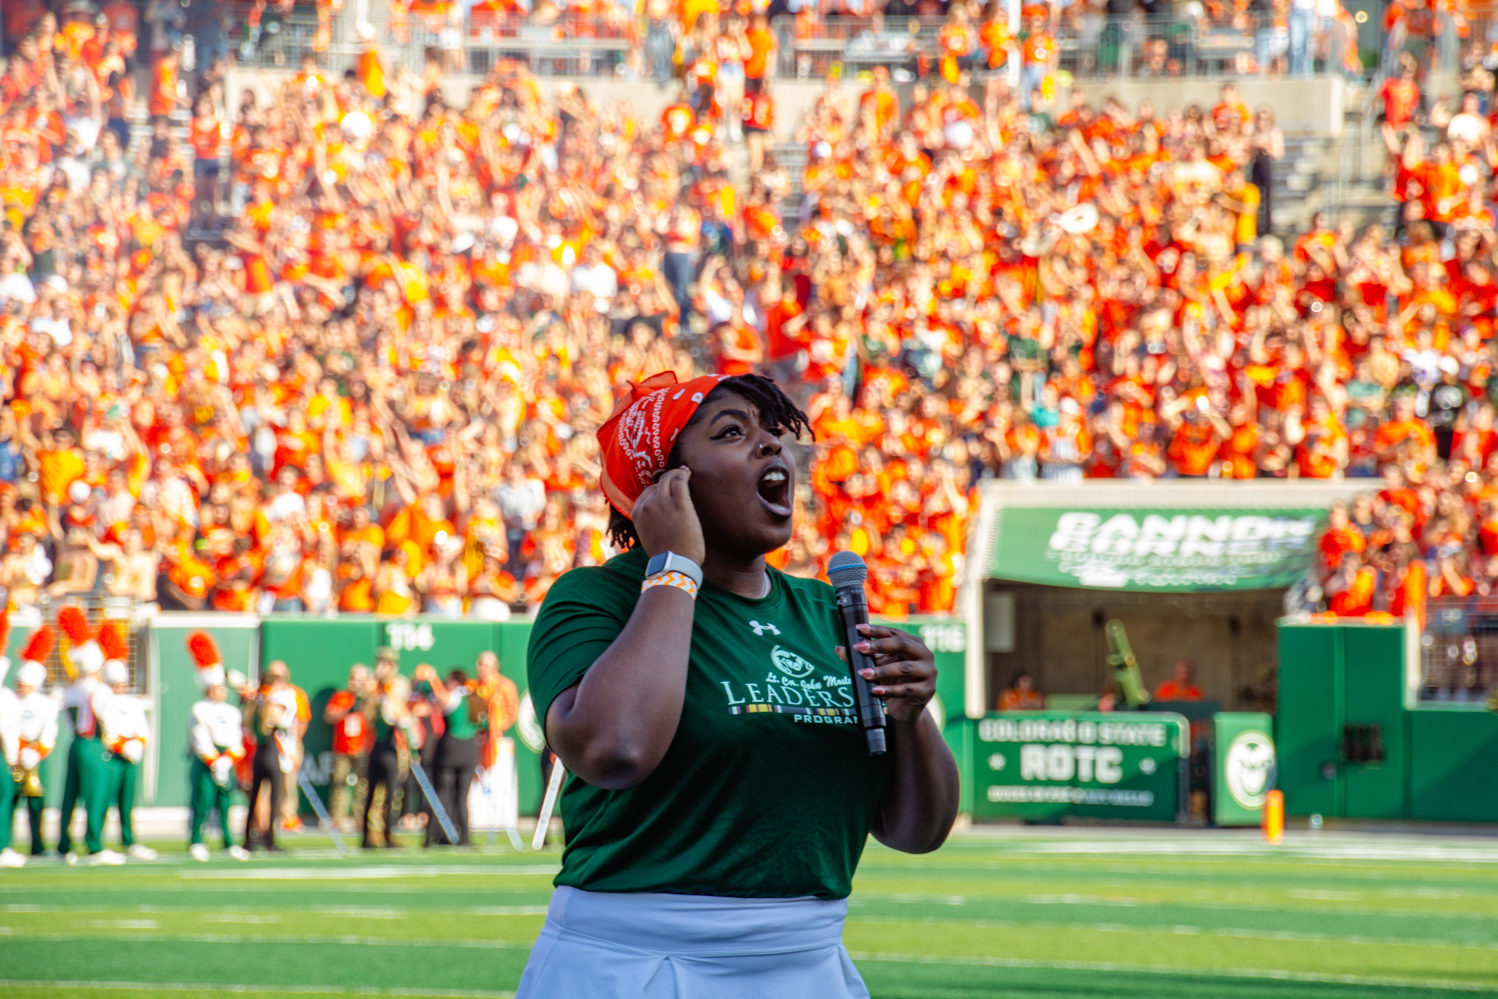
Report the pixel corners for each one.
[101,660,129,686]
[72,643,104,677]
[17,661,47,689]
[198,665,227,691]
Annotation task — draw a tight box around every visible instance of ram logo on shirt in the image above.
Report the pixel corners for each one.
[770,645,815,679]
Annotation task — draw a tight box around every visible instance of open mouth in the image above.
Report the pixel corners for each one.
[756,465,793,517]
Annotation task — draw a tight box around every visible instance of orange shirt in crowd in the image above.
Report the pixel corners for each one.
[1381,76,1420,128]
[998,687,1045,712]
[1375,417,1435,461]
[1153,680,1203,701]
[744,26,775,79]
[1329,566,1378,616]
[1167,421,1219,476]
[148,57,178,118]
[980,17,1013,67]
[357,48,386,100]
[1021,31,1052,65]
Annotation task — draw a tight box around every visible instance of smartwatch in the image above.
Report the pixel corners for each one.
[645,551,704,587]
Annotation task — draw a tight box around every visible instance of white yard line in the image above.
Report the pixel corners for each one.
[994,841,1498,863]
[176,865,558,881]
[850,891,1498,922]
[847,952,1498,992]
[202,914,283,924]
[0,903,548,917]
[0,980,513,998]
[16,933,534,949]
[849,913,1498,950]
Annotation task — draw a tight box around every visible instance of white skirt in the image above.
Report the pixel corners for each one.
[514,886,871,999]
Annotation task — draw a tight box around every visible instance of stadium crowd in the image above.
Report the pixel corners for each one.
[0,0,1495,626]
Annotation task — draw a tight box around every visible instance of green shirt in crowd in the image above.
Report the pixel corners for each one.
[444,691,480,741]
[528,546,892,899]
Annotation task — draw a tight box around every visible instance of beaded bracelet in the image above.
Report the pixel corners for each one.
[642,570,700,599]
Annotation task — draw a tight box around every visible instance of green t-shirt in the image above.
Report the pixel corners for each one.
[444,692,479,741]
[528,546,893,899]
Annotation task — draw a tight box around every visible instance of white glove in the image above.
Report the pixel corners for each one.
[211,756,234,789]
[121,740,144,765]
[19,748,40,770]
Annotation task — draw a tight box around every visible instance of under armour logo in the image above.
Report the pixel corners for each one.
[750,621,780,636]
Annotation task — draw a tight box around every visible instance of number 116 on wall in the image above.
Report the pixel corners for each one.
[387,623,435,652]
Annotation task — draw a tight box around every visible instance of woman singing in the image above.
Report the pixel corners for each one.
[518,372,959,997]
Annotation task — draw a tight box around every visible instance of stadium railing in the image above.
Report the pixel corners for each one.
[769,12,1353,83]
[1422,598,1498,706]
[1055,13,1257,79]
[218,3,1359,84]
[771,15,945,81]
[227,3,635,77]
[13,593,147,694]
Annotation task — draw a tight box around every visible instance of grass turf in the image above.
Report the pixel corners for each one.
[2,828,1497,998]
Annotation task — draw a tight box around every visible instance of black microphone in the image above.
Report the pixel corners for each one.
[827,551,887,755]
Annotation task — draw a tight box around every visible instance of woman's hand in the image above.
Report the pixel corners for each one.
[850,622,958,853]
[850,623,937,726]
[632,467,706,565]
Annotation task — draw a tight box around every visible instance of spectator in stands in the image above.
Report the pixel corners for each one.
[1018,6,1052,109]
[998,671,1045,711]
[1381,53,1422,145]
[1250,106,1284,235]
[4,0,1498,637]
[147,46,180,122]
[1288,0,1316,76]
[1154,660,1204,701]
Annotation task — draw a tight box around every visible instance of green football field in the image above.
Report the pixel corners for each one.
[2,827,1497,998]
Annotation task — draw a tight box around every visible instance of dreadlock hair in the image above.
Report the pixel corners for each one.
[606,374,812,551]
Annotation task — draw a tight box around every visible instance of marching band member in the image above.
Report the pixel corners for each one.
[13,628,61,860]
[56,609,124,865]
[0,615,22,867]
[98,622,154,860]
[186,632,250,862]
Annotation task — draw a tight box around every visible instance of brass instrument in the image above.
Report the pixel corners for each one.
[1104,619,1152,710]
[17,764,42,797]
[15,742,43,797]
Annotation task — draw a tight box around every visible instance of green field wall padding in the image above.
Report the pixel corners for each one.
[104,613,969,821]
[1275,618,1498,823]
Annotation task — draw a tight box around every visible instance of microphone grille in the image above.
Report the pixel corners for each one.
[827,550,867,587]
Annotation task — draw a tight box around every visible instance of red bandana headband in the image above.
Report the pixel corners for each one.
[597,371,726,519]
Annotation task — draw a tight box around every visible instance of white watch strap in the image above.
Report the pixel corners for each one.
[648,551,703,587]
